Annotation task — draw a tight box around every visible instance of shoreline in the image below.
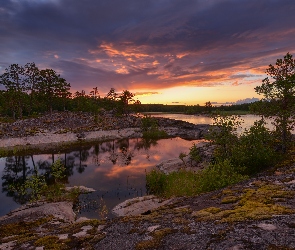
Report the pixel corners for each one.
[0,111,209,155]
[0,126,208,156]
[0,127,142,151]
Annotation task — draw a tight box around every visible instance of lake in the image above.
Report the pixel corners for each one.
[0,113,266,219]
[0,137,201,219]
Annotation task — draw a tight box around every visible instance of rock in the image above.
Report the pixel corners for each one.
[176,128,201,140]
[156,158,185,174]
[65,185,96,193]
[257,223,277,231]
[112,195,173,217]
[147,225,161,232]
[0,201,75,224]
[97,225,106,232]
[0,241,16,250]
[58,234,69,240]
[75,216,91,223]
[156,141,214,174]
[73,225,93,238]
[81,225,93,231]
[73,231,89,238]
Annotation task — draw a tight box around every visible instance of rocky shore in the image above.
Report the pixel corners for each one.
[0,111,209,151]
[1,111,295,249]
[1,162,295,249]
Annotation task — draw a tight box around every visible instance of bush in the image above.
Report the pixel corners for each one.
[51,158,66,183]
[188,143,201,163]
[8,159,78,204]
[231,119,279,174]
[141,115,168,139]
[208,114,279,175]
[206,114,242,159]
[146,169,167,195]
[198,159,247,192]
[146,159,247,198]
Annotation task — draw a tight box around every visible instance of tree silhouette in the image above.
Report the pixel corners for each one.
[37,69,71,114]
[0,64,27,119]
[254,52,295,152]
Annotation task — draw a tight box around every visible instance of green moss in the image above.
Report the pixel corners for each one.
[34,235,67,249]
[172,217,189,224]
[60,219,105,234]
[180,225,196,235]
[0,216,55,247]
[135,228,176,250]
[192,184,295,223]
[0,216,54,239]
[221,195,240,204]
[221,189,234,195]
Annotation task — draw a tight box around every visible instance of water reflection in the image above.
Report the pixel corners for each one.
[0,137,200,219]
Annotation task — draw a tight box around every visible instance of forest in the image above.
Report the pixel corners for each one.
[0,62,253,119]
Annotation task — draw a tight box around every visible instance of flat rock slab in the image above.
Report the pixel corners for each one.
[257,223,277,231]
[0,201,75,224]
[65,185,95,193]
[112,195,173,217]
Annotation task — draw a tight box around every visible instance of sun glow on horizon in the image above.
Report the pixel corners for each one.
[135,84,260,105]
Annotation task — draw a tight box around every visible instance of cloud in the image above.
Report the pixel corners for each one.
[232,81,241,86]
[1,0,295,93]
[235,97,259,104]
[134,91,160,96]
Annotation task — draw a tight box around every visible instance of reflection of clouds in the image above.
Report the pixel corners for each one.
[103,161,153,179]
[92,137,201,179]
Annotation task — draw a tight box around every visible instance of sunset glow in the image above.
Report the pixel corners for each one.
[1,0,295,104]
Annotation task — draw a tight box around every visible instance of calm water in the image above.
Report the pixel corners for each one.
[0,113,268,219]
[149,113,275,133]
[0,137,201,219]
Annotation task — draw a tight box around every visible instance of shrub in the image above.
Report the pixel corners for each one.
[146,159,247,198]
[198,159,247,192]
[141,115,168,139]
[231,119,279,174]
[188,143,201,163]
[51,158,66,183]
[146,169,167,195]
[208,114,280,175]
[206,114,243,159]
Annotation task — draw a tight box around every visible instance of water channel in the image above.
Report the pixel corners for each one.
[0,114,265,219]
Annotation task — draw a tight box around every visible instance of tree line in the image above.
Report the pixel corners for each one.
[0,63,139,119]
[131,102,251,114]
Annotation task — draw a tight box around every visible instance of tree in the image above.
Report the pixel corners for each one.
[206,114,242,159]
[254,52,295,152]
[37,69,71,114]
[103,88,118,111]
[205,101,213,113]
[0,64,27,119]
[24,62,40,114]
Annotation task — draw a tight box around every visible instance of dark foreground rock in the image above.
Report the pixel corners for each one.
[1,162,295,249]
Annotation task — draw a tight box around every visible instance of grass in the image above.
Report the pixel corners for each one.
[146,159,248,198]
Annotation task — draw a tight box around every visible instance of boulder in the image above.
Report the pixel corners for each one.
[112,195,173,217]
[0,201,75,224]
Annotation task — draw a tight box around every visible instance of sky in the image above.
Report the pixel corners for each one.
[1,0,295,105]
